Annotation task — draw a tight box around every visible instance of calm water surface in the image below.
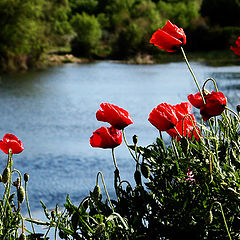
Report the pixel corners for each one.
[0,61,240,214]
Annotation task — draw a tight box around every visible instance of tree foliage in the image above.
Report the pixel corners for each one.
[1,0,240,71]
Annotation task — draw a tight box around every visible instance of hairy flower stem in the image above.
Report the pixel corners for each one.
[181,47,206,104]
[122,129,138,163]
[112,148,121,199]
[225,107,240,122]
[96,172,114,211]
[25,180,35,233]
[3,149,13,216]
[212,201,232,240]
[111,148,118,170]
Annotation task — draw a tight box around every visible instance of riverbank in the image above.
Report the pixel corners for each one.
[41,49,240,68]
[1,49,239,74]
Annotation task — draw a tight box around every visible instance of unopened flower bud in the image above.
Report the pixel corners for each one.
[13,178,20,188]
[134,169,142,186]
[17,186,25,204]
[95,223,105,234]
[141,163,150,179]
[126,184,132,194]
[51,210,55,219]
[2,167,10,184]
[237,105,240,113]
[24,173,29,182]
[133,135,138,145]
[71,212,79,230]
[93,184,101,200]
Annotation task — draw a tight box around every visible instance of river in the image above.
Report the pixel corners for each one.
[0,61,239,221]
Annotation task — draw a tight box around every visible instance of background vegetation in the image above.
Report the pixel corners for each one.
[1,0,240,72]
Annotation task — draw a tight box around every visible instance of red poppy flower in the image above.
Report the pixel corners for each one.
[166,114,200,141]
[148,102,192,131]
[90,126,122,149]
[148,103,178,131]
[188,91,227,121]
[0,134,24,154]
[149,20,186,52]
[230,36,240,56]
[96,103,133,130]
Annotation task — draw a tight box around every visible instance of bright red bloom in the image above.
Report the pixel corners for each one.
[166,114,200,141]
[148,103,178,131]
[90,126,122,149]
[0,134,24,154]
[148,102,192,131]
[188,91,227,121]
[149,20,186,52]
[230,36,240,56]
[96,103,133,130]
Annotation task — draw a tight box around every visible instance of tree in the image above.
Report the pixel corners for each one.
[70,12,102,57]
[0,0,47,71]
[201,0,240,26]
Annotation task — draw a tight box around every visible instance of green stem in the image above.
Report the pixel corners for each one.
[111,148,118,169]
[225,107,240,122]
[12,169,22,185]
[122,129,138,163]
[96,172,114,211]
[173,126,182,139]
[3,149,13,216]
[181,47,206,104]
[202,78,219,92]
[25,181,35,233]
[212,201,232,240]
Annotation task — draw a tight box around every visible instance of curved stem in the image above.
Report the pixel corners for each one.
[12,169,22,186]
[181,47,206,104]
[225,107,240,122]
[119,180,132,190]
[202,78,219,92]
[173,126,182,139]
[122,129,138,162]
[212,201,232,240]
[96,172,114,211]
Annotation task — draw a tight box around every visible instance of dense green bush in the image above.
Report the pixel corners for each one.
[70,12,102,57]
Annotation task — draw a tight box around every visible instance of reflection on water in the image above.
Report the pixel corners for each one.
[0,61,239,214]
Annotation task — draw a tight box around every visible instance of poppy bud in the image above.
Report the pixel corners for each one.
[2,167,10,184]
[24,173,29,182]
[71,212,79,230]
[17,186,25,204]
[126,184,132,194]
[19,233,27,240]
[51,210,55,219]
[93,184,101,200]
[134,169,142,185]
[133,135,138,145]
[13,177,20,188]
[141,163,150,179]
[236,105,240,113]
[95,223,105,234]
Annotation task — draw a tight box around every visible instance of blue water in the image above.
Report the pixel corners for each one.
[0,61,239,216]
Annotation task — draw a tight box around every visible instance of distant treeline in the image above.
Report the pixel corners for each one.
[1,0,240,71]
